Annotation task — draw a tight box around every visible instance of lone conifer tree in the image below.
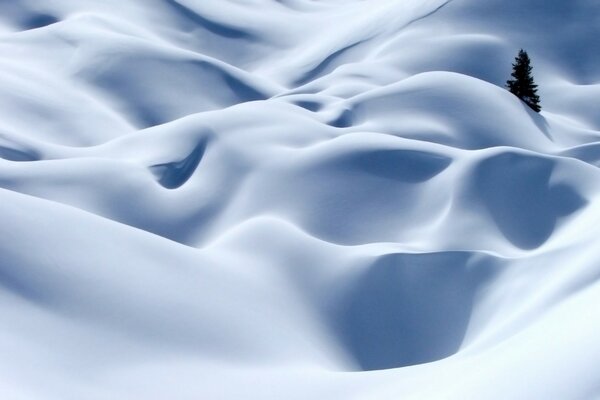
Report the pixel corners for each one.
[506,49,541,112]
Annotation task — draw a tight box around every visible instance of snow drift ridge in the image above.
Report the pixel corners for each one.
[0,0,600,399]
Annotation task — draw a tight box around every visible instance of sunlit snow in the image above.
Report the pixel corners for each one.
[0,0,599,399]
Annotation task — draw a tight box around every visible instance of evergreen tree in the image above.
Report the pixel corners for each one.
[506,49,541,112]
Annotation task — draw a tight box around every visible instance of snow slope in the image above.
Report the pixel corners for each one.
[1,0,600,398]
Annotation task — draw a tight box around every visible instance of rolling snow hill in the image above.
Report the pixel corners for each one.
[0,0,599,399]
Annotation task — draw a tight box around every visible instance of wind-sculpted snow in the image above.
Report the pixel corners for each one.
[0,0,599,399]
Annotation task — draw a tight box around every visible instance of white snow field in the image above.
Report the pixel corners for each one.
[0,0,600,398]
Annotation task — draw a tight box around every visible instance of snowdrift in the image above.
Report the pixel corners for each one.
[0,0,599,399]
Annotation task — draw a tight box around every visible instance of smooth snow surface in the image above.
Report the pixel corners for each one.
[1,0,600,398]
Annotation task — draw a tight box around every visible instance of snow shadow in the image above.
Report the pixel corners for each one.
[294,41,364,86]
[333,252,497,371]
[0,145,39,162]
[22,13,58,30]
[83,56,268,128]
[473,152,586,249]
[347,149,451,183]
[0,261,45,303]
[222,72,267,103]
[164,0,252,39]
[293,100,323,112]
[520,101,552,141]
[328,108,353,128]
[151,139,207,189]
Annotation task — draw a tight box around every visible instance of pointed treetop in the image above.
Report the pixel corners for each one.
[506,49,541,112]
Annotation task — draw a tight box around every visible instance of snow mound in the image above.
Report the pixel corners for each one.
[1,0,600,399]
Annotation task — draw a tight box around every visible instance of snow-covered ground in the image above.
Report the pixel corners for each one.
[1,0,599,398]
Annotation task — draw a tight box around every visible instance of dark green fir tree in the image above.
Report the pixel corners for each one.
[506,49,541,112]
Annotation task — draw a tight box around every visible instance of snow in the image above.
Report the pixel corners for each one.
[0,0,599,398]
